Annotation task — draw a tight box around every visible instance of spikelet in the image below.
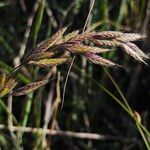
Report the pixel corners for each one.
[116,33,146,42]
[91,39,120,47]
[0,76,18,97]
[64,30,79,42]
[63,44,110,53]
[84,53,120,67]
[120,43,147,64]
[93,31,123,39]
[126,42,149,59]
[72,32,94,42]
[13,80,49,96]
[28,51,55,61]
[28,58,67,67]
[34,27,67,53]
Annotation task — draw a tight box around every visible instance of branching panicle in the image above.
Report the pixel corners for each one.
[0,28,148,97]
[25,29,148,68]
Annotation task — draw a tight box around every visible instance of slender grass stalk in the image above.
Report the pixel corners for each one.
[103,68,133,114]
[61,0,96,109]
[50,72,61,129]
[74,65,132,115]
[136,123,150,150]
[99,0,108,30]
[103,68,150,138]
[0,99,18,125]
[61,56,75,109]
[32,0,46,46]
[7,94,18,148]
[116,0,127,29]
[138,122,150,137]
[0,36,14,54]
[73,65,150,147]
[17,0,46,145]
[103,68,150,147]
[17,68,39,144]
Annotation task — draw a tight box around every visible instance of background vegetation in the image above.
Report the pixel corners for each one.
[0,0,150,149]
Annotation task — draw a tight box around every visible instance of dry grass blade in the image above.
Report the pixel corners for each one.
[93,31,123,39]
[63,44,111,53]
[92,39,120,47]
[84,53,120,67]
[120,43,147,64]
[28,58,68,67]
[13,79,49,96]
[116,33,146,42]
[0,76,18,97]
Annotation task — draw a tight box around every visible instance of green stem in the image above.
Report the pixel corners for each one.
[17,0,45,145]
[74,65,150,144]
[32,0,46,46]
[0,99,18,125]
[103,68,133,114]
[136,123,150,150]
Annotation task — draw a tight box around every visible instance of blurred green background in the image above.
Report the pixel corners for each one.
[0,0,150,149]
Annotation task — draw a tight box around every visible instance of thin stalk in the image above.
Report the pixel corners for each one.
[103,68,133,114]
[83,0,96,32]
[138,123,150,137]
[136,123,150,150]
[103,70,150,146]
[99,0,108,30]
[0,99,18,125]
[74,65,150,138]
[61,0,96,109]
[17,0,45,145]
[74,65,132,116]
[116,0,127,29]
[32,0,46,46]
[61,56,75,109]
[102,68,150,138]
[17,68,39,143]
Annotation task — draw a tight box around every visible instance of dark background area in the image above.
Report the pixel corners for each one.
[0,0,150,149]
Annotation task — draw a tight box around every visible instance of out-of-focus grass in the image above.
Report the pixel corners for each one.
[0,0,150,149]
